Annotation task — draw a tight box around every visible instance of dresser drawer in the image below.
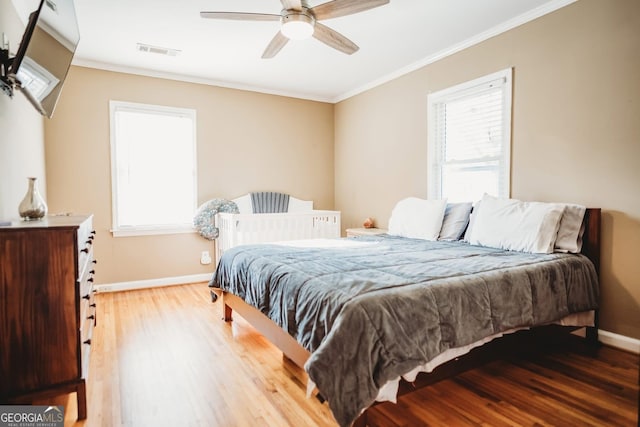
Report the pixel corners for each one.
[77,217,95,279]
[79,260,95,300]
[80,307,95,379]
[79,284,95,327]
[80,302,96,342]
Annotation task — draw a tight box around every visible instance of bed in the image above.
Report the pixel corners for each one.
[209,199,600,427]
[214,193,341,262]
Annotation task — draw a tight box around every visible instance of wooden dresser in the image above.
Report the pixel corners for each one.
[0,215,96,419]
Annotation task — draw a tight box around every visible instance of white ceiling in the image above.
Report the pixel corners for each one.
[42,0,576,102]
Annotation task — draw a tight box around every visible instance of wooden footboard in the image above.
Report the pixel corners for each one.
[220,291,311,369]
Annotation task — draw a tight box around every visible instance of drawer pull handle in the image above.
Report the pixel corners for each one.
[87,315,95,320]
[81,248,89,253]
[86,240,93,245]
[82,294,90,300]
[90,270,95,274]
[83,339,91,345]
[91,230,96,235]
[92,259,98,264]
[90,303,96,308]
[88,278,94,283]
[88,235,95,240]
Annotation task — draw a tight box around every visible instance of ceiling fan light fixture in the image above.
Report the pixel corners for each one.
[280,12,315,40]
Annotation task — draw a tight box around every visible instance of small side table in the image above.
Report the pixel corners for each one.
[346,227,388,238]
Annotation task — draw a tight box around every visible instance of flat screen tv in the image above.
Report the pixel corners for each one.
[6,0,80,118]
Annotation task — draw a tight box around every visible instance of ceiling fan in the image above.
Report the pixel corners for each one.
[200,0,389,58]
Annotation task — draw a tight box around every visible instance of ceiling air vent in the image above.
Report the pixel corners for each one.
[136,43,181,57]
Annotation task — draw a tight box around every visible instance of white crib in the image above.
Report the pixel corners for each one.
[215,194,341,262]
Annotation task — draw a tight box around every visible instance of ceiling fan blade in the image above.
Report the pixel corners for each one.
[200,12,280,21]
[280,0,302,11]
[312,22,358,55]
[262,31,289,59]
[311,0,389,20]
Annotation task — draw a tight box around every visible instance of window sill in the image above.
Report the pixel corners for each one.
[111,225,196,237]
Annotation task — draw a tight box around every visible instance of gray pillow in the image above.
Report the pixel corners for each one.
[438,202,473,241]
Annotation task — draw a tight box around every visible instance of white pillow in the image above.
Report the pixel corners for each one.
[388,197,447,241]
[439,202,473,241]
[468,194,565,254]
[554,204,586,253]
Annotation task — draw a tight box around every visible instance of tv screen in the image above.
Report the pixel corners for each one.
[9,0,80,118]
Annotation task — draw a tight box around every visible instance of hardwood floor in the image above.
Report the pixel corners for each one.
[53,283,637,426]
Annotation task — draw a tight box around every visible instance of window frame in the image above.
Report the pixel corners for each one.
[427,68,513,201]
[109,100,198,237]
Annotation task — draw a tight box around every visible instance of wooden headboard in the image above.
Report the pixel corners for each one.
[581,208,601,274]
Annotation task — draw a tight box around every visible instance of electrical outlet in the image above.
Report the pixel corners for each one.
[200,251,212,265]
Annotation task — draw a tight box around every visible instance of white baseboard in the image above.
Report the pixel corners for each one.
[599,329,640,354]
[95,273,212,293]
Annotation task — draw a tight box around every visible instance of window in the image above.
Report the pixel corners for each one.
[427,68,512,202]
[16,57,59,101]
[110,101,197,236]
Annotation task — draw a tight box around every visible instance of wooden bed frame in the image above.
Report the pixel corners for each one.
[212,208,601,427]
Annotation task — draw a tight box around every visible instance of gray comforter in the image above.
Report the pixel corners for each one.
[210,235,599,427]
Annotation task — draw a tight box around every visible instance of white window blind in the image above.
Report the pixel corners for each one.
[428,68,512,202]
[109,101,197,236]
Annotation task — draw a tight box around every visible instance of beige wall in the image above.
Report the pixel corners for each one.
[0,0,46,221]
[335,0,640,338]
[44,67,335,284]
